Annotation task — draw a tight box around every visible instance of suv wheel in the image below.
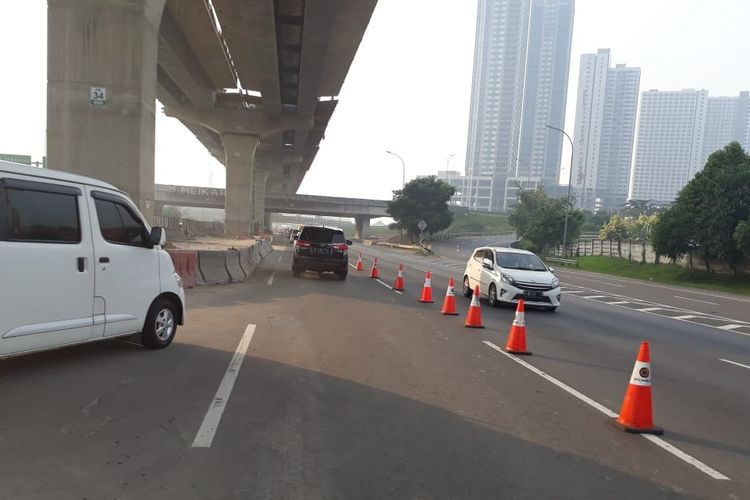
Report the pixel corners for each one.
[463,276,473,297]
[488,284,499,308]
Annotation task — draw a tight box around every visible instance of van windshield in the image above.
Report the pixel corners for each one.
[496,252,547,271]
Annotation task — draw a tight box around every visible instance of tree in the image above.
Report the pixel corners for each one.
[509,188,584,253]
[626,214,657,242]
[581,210,611,232]
[735,220,750,258]
[649,142,750,271]
[599,214,629,256]
[387,176,456,242]
[622,199,658,217]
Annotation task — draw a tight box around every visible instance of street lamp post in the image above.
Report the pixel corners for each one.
[385,150,406,244]
[545,125,574,257]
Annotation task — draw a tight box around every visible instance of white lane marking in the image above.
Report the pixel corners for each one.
[717,324,745,330]
[555,269,750,304]
[674,295,719,306]
[375,278,404,295]
[349,263,357,270]
[482,341,731,481]
[561,289,585,294]
[719,358,750,370]
[192,324,256,448]
[267,272,275,286]
[672,315,698,320]
[581,295,608,299]
[634,307,662,312]
[277,255,283,262]
[605,301,630,305]
[567,276,626,288]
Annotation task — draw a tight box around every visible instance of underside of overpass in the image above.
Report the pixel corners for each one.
[46,0,378,235]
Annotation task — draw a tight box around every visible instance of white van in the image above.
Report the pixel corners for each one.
[0,161,185,358]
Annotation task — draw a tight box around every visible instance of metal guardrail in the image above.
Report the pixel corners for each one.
[545,256,578,267]
[427,231,516,241]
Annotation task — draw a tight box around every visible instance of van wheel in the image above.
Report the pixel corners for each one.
[141,299,177,349]
[463,276,473,297]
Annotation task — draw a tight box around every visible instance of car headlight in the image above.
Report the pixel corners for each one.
[501,273,515,285]
[174,272,184,289]
[551,277,560,288]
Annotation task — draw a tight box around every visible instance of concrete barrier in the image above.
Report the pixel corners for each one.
[167,250,202,288]
[238,248,254,277]
[198,250,231,285]
[249,243,262,265]
[225,249,247,282]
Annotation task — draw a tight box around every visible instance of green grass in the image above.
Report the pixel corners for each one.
[446,212,512,234]
[574,256,750,296]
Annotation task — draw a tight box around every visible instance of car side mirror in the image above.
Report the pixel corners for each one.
[346,239,353,246]
[482,258,494,270]
[548,267,555,273]
[149,227,166,247]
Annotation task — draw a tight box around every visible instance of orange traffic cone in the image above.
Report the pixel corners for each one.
[369,258,379,279]
[505,299,531,355]
[418,271,434,303]
[355,253,364,271]
[613,341,663,434]
[393,264,405,291]
[464,285,484,328]
[441,277,459,315]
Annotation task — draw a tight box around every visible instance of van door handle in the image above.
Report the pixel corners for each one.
[77,257,86,272]
[99,257,110,264]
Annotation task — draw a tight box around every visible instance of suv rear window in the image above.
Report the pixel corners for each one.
[299,227,345,244]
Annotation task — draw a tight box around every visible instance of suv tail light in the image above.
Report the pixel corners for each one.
[333,243,348,251]
[296,240,311,248]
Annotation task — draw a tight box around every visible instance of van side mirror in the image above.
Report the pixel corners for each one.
[548,267,555,273]
[346,239,353,246]
[482,257,494,270]
[149,227,166,247]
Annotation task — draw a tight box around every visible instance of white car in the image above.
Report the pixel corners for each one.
[462,247,561,311]
[0,161,185,358]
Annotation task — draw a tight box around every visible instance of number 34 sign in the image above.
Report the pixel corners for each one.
[90,87,106,106]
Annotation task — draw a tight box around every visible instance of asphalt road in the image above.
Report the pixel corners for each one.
[1,240,749,499]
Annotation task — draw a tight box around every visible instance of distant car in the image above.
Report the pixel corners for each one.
[292,225,351,280]
[462,247,560,311]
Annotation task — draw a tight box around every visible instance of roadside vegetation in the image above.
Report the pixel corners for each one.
[444,211,512,234]
[386,176,456,242]
[575,256,750,296]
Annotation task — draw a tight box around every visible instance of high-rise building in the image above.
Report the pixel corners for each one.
[570,49,640,212]
[517,0,575,200]
[464,0,574,212]
[630,90,750,205]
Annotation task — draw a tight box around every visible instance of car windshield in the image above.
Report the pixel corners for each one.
[496,252,547,271]
[299,227,345,244]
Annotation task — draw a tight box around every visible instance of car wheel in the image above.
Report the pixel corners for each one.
[489,284,499,308]
[141,298,177,349]
[463,276,473,297]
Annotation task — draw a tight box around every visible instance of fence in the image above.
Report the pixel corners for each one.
[153,215,225,236]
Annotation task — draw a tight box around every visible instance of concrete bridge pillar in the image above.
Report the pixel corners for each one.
[223,133,260,236]
[253,167,272,235]
[354,216,370,240]
[47,0,166,222]
[263,212,272,233]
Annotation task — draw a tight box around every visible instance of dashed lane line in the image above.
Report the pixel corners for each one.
[267,272,275,286]
[719,358,750,371]
[482,341,730,481]
[375,278,404,295]
[674,295,719,306]
[192,324,256,448]
[277,255,283,262]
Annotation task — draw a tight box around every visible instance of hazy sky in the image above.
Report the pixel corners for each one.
[1,0,749,201]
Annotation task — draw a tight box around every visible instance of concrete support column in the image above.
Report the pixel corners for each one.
[223,133,260,236]
[263,212,272,232]
[253,168,271,235]
[354,216,370,240]
[47,0,166,221]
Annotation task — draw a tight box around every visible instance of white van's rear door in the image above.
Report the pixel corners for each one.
[0,176,94,356]
[86,188,160,337]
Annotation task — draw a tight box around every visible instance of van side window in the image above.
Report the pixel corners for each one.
[473,250,485,263]
[94,199,147,245]
[0,186,80,243]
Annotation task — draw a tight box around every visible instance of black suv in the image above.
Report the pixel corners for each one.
[292,226,352,279]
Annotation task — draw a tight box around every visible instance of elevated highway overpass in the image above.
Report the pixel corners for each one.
[155,184,388,237]
[47,0,378,235]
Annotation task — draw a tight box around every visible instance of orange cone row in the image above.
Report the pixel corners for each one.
[358,254,663,436]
